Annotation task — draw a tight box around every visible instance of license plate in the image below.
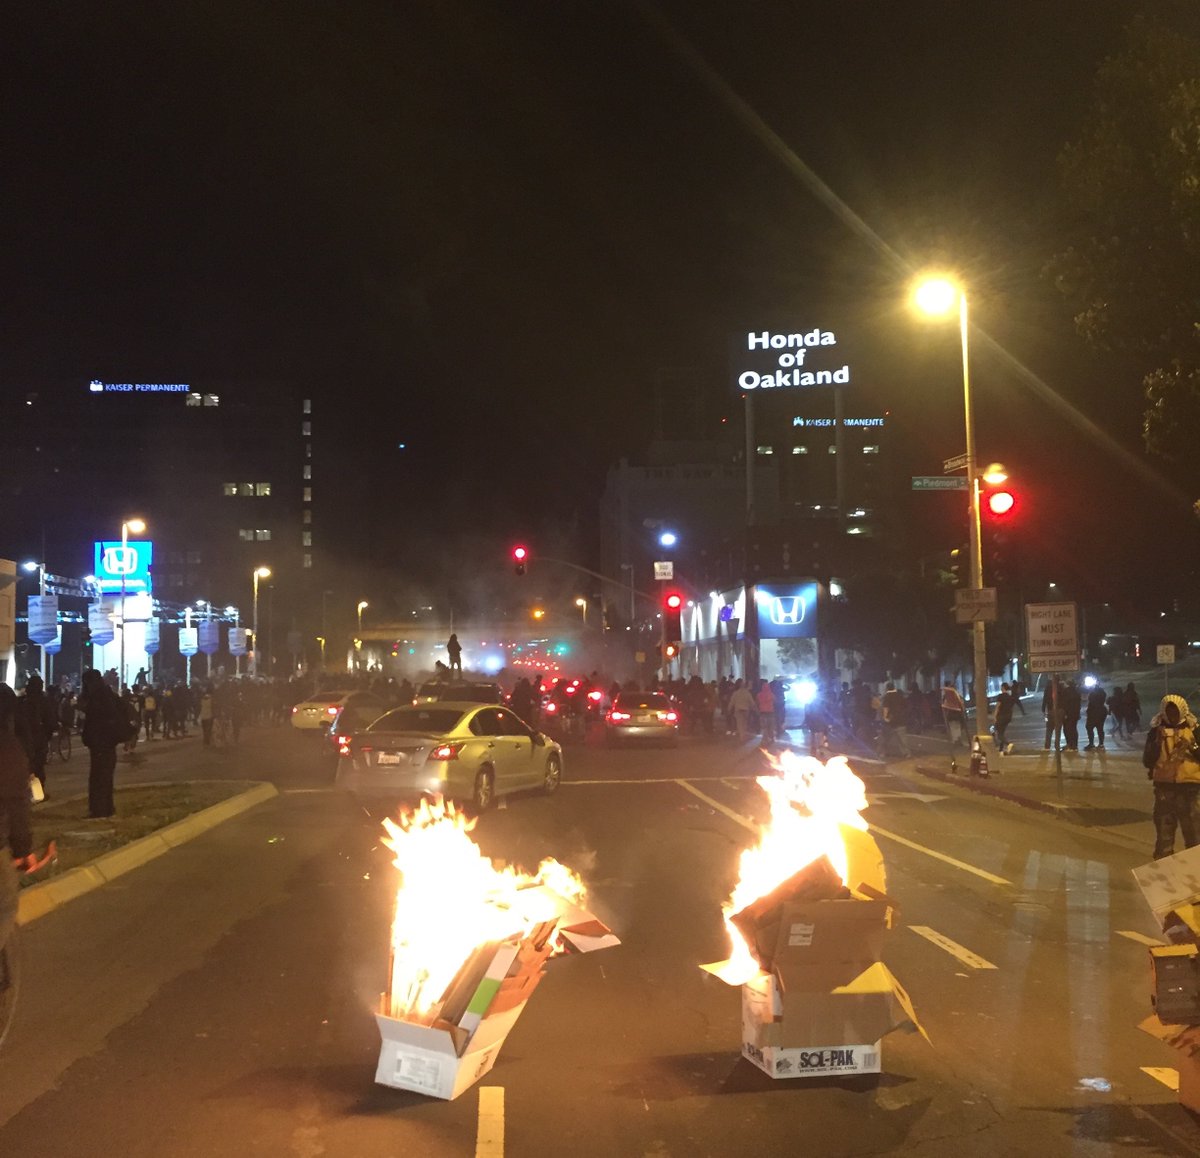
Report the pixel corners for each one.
[376,752,404,765]
[636,714,656,724]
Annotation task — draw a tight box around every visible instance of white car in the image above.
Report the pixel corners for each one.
[291,689,368,732]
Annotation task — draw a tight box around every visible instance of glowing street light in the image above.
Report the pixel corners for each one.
[252,566,271,677]
[911,273,989,737]
[575,596,588,626]
[658,531,678,548]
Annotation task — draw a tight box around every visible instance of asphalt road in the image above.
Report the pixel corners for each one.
[3,725,1199,1156]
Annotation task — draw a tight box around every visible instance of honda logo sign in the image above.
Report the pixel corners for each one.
[93,540,154,593]
[755,582,818,639]
[767,595,806,626]
[100,546,139,575]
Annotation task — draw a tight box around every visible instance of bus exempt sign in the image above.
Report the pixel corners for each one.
[1025,602,1080,673]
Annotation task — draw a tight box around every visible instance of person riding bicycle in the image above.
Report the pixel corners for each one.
[0,685,35,959]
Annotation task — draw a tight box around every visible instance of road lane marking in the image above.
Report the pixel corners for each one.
[1142,1067,1180,1091]
[1118,930,1167,948]
[476,1086,504,1158]
[908,925,998,969]
[675,782,1011,886]
[674,780,758,832]
[867,823,1012,887]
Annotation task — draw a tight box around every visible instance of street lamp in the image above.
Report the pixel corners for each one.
[575,596,588,626]
[658,530,678,548]
[912,274,989,736]
[356,601,368,670]
[252,566,271,677]
[118,517,146,691]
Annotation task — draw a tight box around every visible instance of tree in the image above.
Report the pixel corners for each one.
[1049,11,1200,462]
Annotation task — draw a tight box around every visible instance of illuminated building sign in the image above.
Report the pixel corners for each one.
[733,329,851,392]
[88,380,190,394]
[792,417,884,427]
[754,583,818,640]
[93,540,154,593]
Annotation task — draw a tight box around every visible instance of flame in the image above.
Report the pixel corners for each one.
[380,795,585,1021]
[721,750,870,984]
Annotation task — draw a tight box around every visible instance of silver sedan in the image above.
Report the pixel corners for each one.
[334,701,563,809]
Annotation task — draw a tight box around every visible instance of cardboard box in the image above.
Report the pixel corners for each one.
[375,889,618,1100]
[1151,945,1200,1024]
[1133,846,1200,936]
[1140,1015,1200,1113]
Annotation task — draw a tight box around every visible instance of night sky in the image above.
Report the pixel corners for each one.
[1,2,1181,604]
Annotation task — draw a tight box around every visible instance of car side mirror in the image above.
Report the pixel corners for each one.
[531,731,545,746]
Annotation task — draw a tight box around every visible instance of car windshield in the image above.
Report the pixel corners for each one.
[616,693,670,710]
[368,707,464,734]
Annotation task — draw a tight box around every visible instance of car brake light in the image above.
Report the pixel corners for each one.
[291,706,298,713]
[588,690,602,702]
[429,743,461,760]
[565,685,576,695]
[609,710,630,721]
[327,706,339,715]
[545,701,558,713]
[664,711,678,722]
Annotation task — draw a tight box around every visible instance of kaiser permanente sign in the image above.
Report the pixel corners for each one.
[734,328,850,392]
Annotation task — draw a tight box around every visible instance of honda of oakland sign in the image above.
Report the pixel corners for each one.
[754,582,818,640]
[732,328,851,392]
[93,540,153,593]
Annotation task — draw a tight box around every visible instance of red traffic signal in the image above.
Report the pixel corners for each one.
[663,591,683,642]
[512,545,528,575]
[986,490,1016,517]
[665,592,683,610]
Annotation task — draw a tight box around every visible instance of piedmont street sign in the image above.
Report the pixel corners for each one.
[913,476,968,491]
[954,587,997,624]
[943,453,969,473]
[1025,601,1080,673]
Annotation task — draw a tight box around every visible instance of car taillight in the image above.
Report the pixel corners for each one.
[588,690,602,702]
[291,706,298,714]
[664,711,678,722]
[429,743,461,761]
[337,736,352,755]
[609,710,630,722]
[545,701,558,713]
[326,706,339,715]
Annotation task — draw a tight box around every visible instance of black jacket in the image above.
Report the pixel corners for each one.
[82,683,124,749]
[0,733,33,857]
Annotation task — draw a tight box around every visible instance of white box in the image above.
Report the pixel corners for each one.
[375,1000,527,1101]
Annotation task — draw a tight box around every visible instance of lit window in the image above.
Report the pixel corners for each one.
[305,443,312,459]
[303,487,312,502]
[302,510,312,524]
[303,399,312,414]
[863,445,880,455]
[255,482,271,497]
[238,529,254,542]
[302,421,312,436]
[186,393,202,407]
[302,531,312,546]
[202,394,219,407]
[302,465,311,480]
[792,446,808,455]
[303,553,313,569]
[255,529,271,541]
[238,483,254,497]
[222,483,238,496]
[756,445,773,455]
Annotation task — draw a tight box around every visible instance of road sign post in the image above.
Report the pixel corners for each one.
[954,587,997,624]
[1159,643,1176,692]
[912,476,968,491]
[1024,602,1080,674]
[943,453,969,473]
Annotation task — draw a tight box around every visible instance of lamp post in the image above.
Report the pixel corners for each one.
[119,517,146,691]
[22,561,46,683]
[252,566,271,677]
[575,597,588,626]
[913,276,989,737]
[356,600,368,671]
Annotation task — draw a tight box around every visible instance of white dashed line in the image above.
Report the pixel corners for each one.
[476,1086,504,1158]
[908,925,998,969]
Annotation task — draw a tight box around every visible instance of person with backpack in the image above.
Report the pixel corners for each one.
[81,668,128,819]
[1144,693,1200,859]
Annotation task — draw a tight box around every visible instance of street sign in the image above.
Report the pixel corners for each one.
[912,476,968,491]
[943,453,969,473]
[1025,601,1080,674]
[653,561,674,581]
[1158,644,1176,665]
[954,587,997,624]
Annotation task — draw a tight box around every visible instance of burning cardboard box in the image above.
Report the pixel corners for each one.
[374,798,618,1101]
[703,753,924,1080]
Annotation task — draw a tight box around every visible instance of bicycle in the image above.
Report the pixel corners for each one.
[53,725,72,762]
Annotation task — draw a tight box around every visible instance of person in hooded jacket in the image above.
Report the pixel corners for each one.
[1146,693,1200,859]
[0,685,34,962]
[81,668,124,819]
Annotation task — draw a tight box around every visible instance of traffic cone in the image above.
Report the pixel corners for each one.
[970,735,990,778]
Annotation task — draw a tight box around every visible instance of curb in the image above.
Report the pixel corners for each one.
[913,763,1068,818]
[17,781,279,926]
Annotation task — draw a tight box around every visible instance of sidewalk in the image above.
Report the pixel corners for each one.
[911,746,1156,852]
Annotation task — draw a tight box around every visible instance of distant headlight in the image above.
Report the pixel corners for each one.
[795,679,818,706]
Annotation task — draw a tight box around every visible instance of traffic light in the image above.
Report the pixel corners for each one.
[985,489,1016,518]
[512,545,528,576]
[663,591,683,642]
[948,546,966,587]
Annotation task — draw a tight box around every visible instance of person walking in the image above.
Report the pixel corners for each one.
[446,634,462,676]
[755,679,777,744]
[1043,681,1065,750]
[0,685,35,958]
[199,686,215,745]
[993,682,1015,753]
[142,686,158,741]
[729,679,755,742]
[18,674,54,795]
[1084,684,1109,750]
[941,681,966,746]
[769,676,789,737]
[1145,694,1200,859]
[1108,686,1127,740]
[1060,679,1082,752]
[877,682,911,758]
[81,669,125,819]
[1125,682,1142,735]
